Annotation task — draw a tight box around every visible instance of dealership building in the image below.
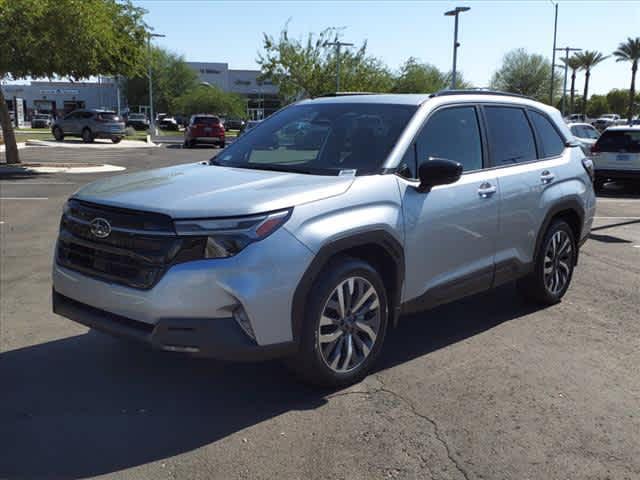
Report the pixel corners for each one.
[2,79,119,120]
[2,62,279,123]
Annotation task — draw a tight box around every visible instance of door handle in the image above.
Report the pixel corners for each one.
[540,170,555,184]
[477,182,497,198]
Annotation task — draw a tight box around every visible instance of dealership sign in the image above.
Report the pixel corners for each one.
[40,88,79,95]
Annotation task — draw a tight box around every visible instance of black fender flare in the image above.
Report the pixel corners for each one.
[533,197,585,264]
[291,230,405,344]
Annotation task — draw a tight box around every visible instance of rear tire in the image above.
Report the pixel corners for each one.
[594,177,606,193]
[53,126,64,141]
[82,128,94,143]
[111,136,122,144]
[517,220,576,305]
[286,256,389,387]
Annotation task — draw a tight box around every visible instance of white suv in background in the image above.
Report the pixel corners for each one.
[590,125,640,190]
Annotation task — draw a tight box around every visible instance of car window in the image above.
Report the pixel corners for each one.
[193,116,220,125]
[529,111,565,158]
[82,112,94,119]
[485,106,537,165]
[581,125,600,139]
[595,130,640,153]
[414,106,483,172]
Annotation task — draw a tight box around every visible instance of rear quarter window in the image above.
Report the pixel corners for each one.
[529,111,565,158]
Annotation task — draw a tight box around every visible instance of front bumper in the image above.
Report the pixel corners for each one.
[53,291,295,360]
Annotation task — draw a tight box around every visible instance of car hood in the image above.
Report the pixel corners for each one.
[73,162,355,218]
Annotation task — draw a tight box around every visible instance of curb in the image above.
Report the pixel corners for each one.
[0,142,27,152]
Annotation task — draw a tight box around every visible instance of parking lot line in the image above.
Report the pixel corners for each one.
[0,182,76,185]
[0,197,49,200]
[593,216,640,220]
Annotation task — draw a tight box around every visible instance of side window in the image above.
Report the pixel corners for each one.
[83,112,94,119]
[415,106,483,172]
[484,106,537,165]
[529,110,565,158]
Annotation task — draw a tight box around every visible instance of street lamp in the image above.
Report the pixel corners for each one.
[549,1,559,104]
[444,6,470,89]
[147,32,165,135]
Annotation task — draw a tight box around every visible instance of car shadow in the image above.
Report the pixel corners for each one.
[597,180,640,199]
[0,284,541,479]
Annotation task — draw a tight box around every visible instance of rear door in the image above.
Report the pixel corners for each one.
[592,129,640,173]
[484,105,568,283]
[400,105,500,310]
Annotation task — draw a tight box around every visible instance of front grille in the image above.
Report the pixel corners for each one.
[56,200,204,289]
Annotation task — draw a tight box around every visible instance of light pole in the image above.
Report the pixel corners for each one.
[549,1,559,104]
[147,32,165,135]
[444,6,470,89]
[326,40,354,92]
[555,46,582,116]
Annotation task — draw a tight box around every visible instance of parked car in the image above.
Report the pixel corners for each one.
[184,114,226,148]
[565,113,587,123]
[224,118,245,130]
[52,109,125,143]
[592,114,621,131]
[589,125,640,190]
[568,122,600,155]
[52,91,595,386]
[125,113,149,131]
[31,113,53,128]
[158,116,179,131]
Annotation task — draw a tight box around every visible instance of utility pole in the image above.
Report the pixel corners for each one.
[147,32,165,135]
[326,40,353,92]
[555,46,582,116]
[444,6,470,89]
[550,1,559,104]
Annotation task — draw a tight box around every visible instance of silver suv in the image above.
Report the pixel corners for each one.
[52,91,596,386]
[52,109,126,144]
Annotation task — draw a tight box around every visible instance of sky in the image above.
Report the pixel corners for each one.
[135,0,640,95]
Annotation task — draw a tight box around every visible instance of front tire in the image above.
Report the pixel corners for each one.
[53,126,64,141]
[287,256,389,387]
[81,128,94,143]
[518,220,576,305]
[111,136,122,144]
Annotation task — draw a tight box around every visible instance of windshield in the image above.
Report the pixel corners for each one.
[596,130,640,152]
[214,103,417,175]
[130,114,145,120]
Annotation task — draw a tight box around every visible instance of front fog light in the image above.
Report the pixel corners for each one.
[233,306,256,341]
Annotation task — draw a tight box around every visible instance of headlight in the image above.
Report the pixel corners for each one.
[173,209,292,259]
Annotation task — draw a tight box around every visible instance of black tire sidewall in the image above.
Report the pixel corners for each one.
[294,257,389,387]
[82,128,93,143]
[534,220,576,303]
[53,127,63,141]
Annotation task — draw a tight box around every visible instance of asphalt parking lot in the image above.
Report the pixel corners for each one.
[1,146,639,480]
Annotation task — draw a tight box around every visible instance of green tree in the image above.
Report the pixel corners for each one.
[575,50,608,116]
[606,89,630,115]
[586,94,609,118]
[612,37,640,121]
[561,55,582,114]
[124,46,198,114]
[489,49,560,103]
[171,85,245,118]
[258,25,393,102]
[392,57,471,93]
[0,0,148,164]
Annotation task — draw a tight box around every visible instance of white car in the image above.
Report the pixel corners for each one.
[590,125,640,190]
[592,114,621,131]
[568,122,600,154]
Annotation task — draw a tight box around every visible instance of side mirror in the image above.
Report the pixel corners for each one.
[417,157,463,193]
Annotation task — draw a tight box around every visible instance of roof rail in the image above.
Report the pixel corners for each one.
[430,89,535,101]
[316,91,377,98]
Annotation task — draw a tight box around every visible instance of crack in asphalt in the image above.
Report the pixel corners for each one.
[328,376,472,480]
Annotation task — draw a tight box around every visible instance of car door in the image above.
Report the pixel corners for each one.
[483,105,567,284]
[399,105,500,312]
[60,112,77,134]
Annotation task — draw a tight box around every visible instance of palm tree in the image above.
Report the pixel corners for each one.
[613,37,640,122]
[575,50,609,116]
[561,55,583,114]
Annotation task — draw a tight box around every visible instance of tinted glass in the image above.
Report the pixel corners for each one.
[415,106,483,172]
[485,107,537,165]
[577,125,599,139]
[98,112,118,121]
[530,111,565,157]
[216,103,417,175]
[193,116,220,125]
[596,130,640,153]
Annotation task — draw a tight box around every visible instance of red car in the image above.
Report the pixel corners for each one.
[184,115,226,148]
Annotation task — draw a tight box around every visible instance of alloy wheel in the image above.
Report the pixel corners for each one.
[543,230,573,295]
[317,276,381,373]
